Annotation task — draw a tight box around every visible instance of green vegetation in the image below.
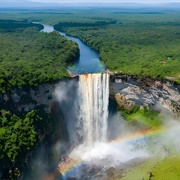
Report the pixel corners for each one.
[118,105,162,128]
[0,20,79,93]
[119,155,180,180]
[0,8,179,179]
[0,109,41,179]
[0,18,79,179]
[0,9,179,83]
[53,10,180,83]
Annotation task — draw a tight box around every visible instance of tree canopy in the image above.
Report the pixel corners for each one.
[0,20,79,93]
[53,10,180,83]
[0,109,42,178]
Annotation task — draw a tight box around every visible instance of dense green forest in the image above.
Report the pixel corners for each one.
[0,18,79,179]
[0,8,179,179]
[0,9,179,83]
[0,20,79,93]
[0,109,42,179]
[53,11,180,83]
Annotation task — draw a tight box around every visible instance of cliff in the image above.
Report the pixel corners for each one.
[110,75,180,118]
[0,74,179,179]
[0,78,75,179]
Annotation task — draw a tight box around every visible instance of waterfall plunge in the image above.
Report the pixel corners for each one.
[78,73,109,148]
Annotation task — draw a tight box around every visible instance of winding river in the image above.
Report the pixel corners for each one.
[41,24,105,74]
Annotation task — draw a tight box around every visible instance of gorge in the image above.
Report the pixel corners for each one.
[36,25,180,179]
[0,23,180,180]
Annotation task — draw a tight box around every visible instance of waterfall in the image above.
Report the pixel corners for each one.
[78,73,109,148]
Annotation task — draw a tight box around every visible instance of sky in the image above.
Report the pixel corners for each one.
[29,0,180,3]
[1,0,180,7]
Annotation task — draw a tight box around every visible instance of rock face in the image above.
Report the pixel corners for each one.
[110,76,180,117]
[115,93,135,110]
[0,79,77,144]
[0,83,56,114]
[0,78,75,180]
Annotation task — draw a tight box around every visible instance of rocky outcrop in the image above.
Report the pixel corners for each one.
[0,83,56,114]
[110,76,180,117]
[115,93,135,110]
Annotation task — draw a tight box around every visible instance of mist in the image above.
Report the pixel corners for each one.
[54,78,80,147]
[24,77,180,180]
[23,79,79,180]
[61,99,180,179]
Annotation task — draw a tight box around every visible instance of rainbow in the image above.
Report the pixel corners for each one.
[111,127,163,145]
[58,127,165,177]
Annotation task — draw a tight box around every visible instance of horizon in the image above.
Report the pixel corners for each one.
[1,0,180,8]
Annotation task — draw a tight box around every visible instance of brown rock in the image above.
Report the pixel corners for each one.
[115,93,135,110]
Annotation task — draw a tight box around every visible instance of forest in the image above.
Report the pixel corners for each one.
[0,18,79,179]
[0,109,41,179]
[53,10,180,83]
[0,19,79,93]
[1,8,178,83]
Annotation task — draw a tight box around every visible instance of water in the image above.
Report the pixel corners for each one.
[40,25,109,180]
[41,24,106,75]
[58,73,110,179]
[78,73,109,148]
[40,24,54,33]
[41,26,109,146]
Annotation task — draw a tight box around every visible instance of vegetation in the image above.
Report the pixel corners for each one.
[0,18,79,179]
[119,155,180,180]
[0,20,79,93]
[0,8,179,179]
[0,9,179,83]
[118,105,162,128]
[53,10,180,83]
[0,109,42,179]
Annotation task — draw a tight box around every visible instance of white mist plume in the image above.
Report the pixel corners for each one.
[68,111,150,171]
[67,105,180,174]
[54,79,77,103]
[54,75,180,178]
[54,79,80,146]
[160,120,180,151]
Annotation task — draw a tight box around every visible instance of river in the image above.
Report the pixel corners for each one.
[40,24,108,180]
[41,24,105,75]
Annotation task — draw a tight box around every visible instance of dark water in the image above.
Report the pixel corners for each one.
[41,24,105,75]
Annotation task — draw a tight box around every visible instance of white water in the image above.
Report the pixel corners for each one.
[78,73,109,148]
